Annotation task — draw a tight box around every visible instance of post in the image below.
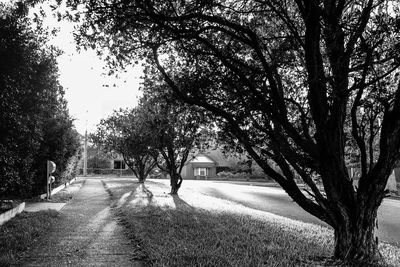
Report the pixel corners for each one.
[83,129,87,176]
[46,161,56,199]
[46,161,50,199]
[48,176,52,199]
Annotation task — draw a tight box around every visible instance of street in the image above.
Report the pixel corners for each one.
[153,179,400,246]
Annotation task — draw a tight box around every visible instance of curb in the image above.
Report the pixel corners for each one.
[39,177,79,200]
[0,202,25,226]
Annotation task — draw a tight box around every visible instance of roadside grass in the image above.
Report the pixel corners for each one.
[0,178,83,265]
[0,210,60,265]
[103,178,330,266]
[118,204,332,266]
[102,178,400,267]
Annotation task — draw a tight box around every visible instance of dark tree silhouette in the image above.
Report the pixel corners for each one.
[0,2,81,197]
[65,0,400,262]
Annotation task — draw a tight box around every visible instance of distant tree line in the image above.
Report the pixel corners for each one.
[0,3,81,198]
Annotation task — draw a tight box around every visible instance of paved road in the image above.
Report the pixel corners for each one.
[153,179,400,246]
[21,177,141,267]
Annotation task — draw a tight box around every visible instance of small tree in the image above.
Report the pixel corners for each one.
[140,78,210,194]
[91,108,157,183]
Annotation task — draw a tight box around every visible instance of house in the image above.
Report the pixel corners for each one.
[181,149,250,179]
[181,153,217,179]
[112,159,128,170]
[78,142,130,175]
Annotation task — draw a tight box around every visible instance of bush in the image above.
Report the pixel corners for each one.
[56,154,82,186]
[216,166,232,173]
[0,3,81,198]
[217,171,250,179]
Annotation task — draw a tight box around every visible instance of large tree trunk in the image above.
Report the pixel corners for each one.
[334,228,378,262]
[170,172,182,195]
[138,168,146,183]
[333,204,381,263]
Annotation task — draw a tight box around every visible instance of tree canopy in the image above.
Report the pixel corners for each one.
[91,107,157,183]
[66,0,400,263]
[140,75,211,194]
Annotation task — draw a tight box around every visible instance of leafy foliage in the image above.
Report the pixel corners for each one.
[86,144,112,169]
[140,73,213,194]
[91,108,157,182]
[0,2,81,198]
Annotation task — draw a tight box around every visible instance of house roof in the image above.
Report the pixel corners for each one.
[190,154,215,163]
[187,153,216,164]
[187,149,248,167]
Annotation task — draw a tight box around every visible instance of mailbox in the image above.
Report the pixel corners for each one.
[48,175,55,184]
[47,161,56,174]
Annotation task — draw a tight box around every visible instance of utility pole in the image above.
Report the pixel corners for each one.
[83,129,87,176]
[83,111,88,177]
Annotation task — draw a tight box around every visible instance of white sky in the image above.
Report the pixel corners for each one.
[33,3,143,135]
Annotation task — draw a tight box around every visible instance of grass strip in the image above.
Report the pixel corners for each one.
[119,205,333,266]
[104,179,333,266]
[104,179,400,266]
[0,210,60,265]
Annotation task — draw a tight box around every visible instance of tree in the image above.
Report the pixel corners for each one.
[0,2,81,197]
[140,89,208,194]
[32,107,82,193]
[66,0,400,263]
[91,108,157,183]
[86,144,113,170]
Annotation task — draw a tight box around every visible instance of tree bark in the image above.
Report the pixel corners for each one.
[333,205,380,263]
[170,172,182,195]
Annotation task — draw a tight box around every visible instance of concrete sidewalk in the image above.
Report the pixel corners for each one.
[20,177,141,267]
[24,178,85,212]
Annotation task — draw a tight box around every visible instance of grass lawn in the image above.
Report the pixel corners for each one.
[0,210,60,265]
[102,178,400,266]
[118,205,331,266]
[0,178,82,265]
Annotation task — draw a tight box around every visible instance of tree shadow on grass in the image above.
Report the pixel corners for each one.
[124,183,154,208]
[171,194,195,212]
[140,184,154,199]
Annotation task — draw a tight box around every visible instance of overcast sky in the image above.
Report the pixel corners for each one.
[35,3,143,135]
